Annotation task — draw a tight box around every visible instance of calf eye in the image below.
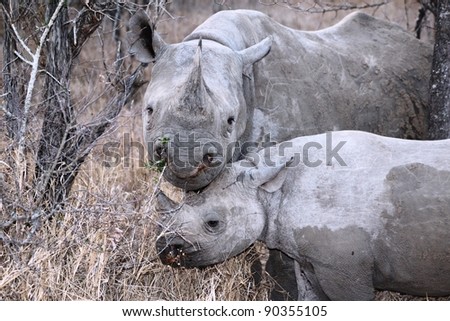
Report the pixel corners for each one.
[206,220,219,228]
[203,213,223,233]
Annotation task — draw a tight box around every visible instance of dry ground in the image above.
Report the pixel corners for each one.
[1,0,447,301]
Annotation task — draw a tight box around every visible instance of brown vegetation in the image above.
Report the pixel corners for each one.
[0,0,446,301]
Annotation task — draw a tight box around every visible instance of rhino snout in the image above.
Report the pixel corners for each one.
[150,134,225,190]
[156,235,189,267]
[152,135,222,169]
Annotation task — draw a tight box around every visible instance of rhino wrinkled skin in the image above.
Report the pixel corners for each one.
[128,9,431,191]
[155,131,450,300]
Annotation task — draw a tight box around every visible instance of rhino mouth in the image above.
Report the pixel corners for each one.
[167,160,208,179]
[156,236,220,268]
[163,161,225,190]
[157,245,211,268]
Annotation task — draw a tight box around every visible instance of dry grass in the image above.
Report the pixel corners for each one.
[0,157,270,300]
[0,0,446,301]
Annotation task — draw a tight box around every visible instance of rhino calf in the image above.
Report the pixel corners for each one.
[155,131,450,300]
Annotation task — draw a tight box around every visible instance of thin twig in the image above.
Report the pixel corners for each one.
[149,166,167,204]
[13,50,33,66]
[39,69,70,92]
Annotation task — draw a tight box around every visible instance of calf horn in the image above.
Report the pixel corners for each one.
[155,189,179,213]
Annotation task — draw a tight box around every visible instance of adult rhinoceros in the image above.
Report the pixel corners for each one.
[154,131,450,300]
[128,9,431,191]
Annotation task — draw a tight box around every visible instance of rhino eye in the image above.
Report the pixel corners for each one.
[146,105,154,115]
[203,213,224,233]
[227,116,235,126]
[206,220,219,228]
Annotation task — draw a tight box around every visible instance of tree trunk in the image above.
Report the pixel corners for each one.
[2,1,23,140]
[429,0,450,139]
[33,0,145,209]
[34,0,77,207]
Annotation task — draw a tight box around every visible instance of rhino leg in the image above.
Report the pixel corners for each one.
[294,226,375,300]
[265,250,298,300]
[294,260,329,300]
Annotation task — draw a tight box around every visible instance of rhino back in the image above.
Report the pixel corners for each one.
[264,132,448,233]
[187,10,432,141]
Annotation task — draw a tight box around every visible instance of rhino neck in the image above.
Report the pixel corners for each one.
[239,67,256,145]
[256,190,284,249]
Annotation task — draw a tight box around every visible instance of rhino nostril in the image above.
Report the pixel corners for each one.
[203,153,214,165]
[168,244,181,256]
[158,239,187,267]
[153,139,169,161]
[154,144,164,159]
[202,153,223,167]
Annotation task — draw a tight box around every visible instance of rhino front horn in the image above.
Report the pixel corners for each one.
[179,39,207,111]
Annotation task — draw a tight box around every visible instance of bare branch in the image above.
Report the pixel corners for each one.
[69,5,104,59]
[76,63,147,156]
[10,23,34,58]
[2,0,155,240]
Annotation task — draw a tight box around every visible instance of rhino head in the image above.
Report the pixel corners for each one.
[154,158,290,268]
[128,11,272,190]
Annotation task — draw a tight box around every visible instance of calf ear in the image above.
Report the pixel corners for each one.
[128,10,167,63]
[155,189,178,212]
[259,168,288,193]
[238,36,272,67]
[245,157,293,193]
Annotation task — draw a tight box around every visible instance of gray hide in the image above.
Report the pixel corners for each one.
[155,131,450,300]
[128,9,432,301]
[129,9,432,191]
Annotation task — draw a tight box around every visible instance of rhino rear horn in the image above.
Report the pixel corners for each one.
[128,10,167,63]
[239,36,273,67]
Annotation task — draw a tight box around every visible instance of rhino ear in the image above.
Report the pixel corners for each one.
[155,189,178,212]
[127,10,167,63]
[238,36,272,67]
[244,156,293,193]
